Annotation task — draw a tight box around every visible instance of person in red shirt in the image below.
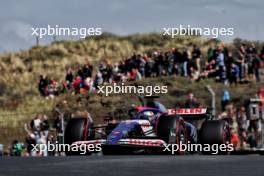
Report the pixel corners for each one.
[73,76,82,94]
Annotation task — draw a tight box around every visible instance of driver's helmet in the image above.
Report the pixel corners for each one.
[141,111,155,122]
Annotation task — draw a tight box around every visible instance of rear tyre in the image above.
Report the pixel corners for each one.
[200,120,231,154]
[64,118,94,155]
[200,120,230,144]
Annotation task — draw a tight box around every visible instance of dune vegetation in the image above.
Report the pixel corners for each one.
[0,33,263,146]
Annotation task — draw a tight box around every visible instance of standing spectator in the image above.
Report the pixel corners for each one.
[182,48,191,77]
[65,68,74,89]
[138,55,146,77]
[112,63,120,76]
[237,107,249,149]
[165,50,173,75]
[48,79,59,98]
[100,60,113,83]
[218,65,227,84]
[215,47,226,83]
[30,115,42,132]
[38,75,49,97]
[99,60,107,77]
[225,52,234,81]
[72,76,82,94]
[106,62,113,83]
[192,45,201,74]
[189,66,199,81]
[93,72,103,89]
[156,52,165,76]
[222,44,229,61]
[248,112,261,148]
[25,123,39,156]
[252,55,261,82]
[25,134,36,156]
[216,47,225,67]
[83,63,93,78]
[237,44,246,82]
[38,131,48,156]
[77,65,84,79]
[229,63,239,86]
[172,48,182,75]
[41,115,50,137]
[245,43,257,80]
[207,44,215,62]
[226,103,239,148]
[11,140,23,156]
[184,92,200,108]
[145,56,154,78]
[53,116,63,134]
[221,90,230,111]
[47,134,57,156]
[83,77,94,92]
[118,60,126,74]
[128,68,142,81]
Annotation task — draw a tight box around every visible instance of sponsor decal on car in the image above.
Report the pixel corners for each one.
[167,108,207,115]
[127,139,164,147]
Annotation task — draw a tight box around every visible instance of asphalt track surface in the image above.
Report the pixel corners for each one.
[0,155,263,176]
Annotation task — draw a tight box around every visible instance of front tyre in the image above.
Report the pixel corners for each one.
[64,117,94,155]
[156,115,187,155]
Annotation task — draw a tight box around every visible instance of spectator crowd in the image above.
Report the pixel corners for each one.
[218,101,263,150]
[7,112,67,156]
[38,43,264,98]
[8,114,51,156]
[22,114,51,156]
[183,90,264,150]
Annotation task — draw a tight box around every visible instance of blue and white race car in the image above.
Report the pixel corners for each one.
[64,96,231,155]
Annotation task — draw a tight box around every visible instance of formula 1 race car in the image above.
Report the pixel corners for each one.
[64,96,231,155]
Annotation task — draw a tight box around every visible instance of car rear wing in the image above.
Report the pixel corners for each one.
[167,108,213,120]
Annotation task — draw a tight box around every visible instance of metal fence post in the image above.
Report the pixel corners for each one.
[206,85,216,118]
